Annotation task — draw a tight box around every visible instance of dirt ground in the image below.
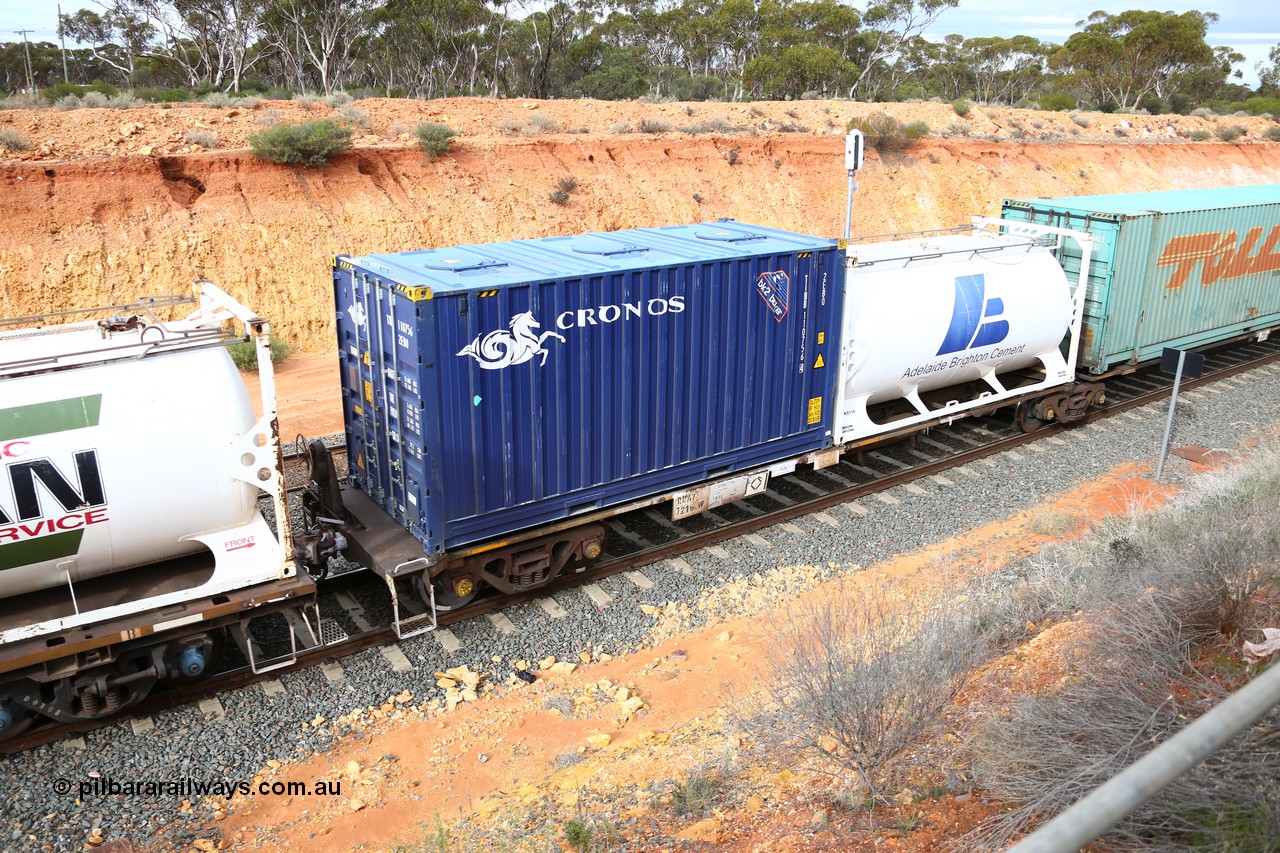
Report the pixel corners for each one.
[5,96,1278,851]
[229,359,1205,853]
[209,445,1180,853]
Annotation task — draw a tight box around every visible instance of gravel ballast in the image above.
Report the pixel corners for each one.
[3,362,1279,852]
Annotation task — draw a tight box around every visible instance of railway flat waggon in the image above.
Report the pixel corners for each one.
[9,174,1280,746]
[0,285,318,738]
[314,221,843,612]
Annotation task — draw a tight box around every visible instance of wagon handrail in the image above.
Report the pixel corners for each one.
[973,216,1094,378]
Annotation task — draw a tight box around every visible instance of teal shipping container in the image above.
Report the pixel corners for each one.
[1001,185,1280,375]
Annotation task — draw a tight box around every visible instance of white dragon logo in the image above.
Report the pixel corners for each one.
[456,311,566,370]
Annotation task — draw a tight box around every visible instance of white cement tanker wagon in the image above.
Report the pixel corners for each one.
[0,283,294,643]
[835,220,1098,444]
[0,284,316,737]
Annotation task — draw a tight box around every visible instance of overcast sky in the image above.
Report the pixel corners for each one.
[2,0,1275,88]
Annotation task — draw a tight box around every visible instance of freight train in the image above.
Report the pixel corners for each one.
[2,183,1278,740]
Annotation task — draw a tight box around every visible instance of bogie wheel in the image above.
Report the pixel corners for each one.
[414,571,481,612]
[1016,399,1045,433]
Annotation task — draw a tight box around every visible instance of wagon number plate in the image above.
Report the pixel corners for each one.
[671,470,770,520]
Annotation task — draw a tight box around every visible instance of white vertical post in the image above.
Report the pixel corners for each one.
[1155,350,1186,481]
[843,129,864,241]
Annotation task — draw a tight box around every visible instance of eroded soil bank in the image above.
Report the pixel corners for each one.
[3,98,1278,351]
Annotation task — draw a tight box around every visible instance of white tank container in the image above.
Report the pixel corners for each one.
[835,231,1075,443]
[0,339,261,597]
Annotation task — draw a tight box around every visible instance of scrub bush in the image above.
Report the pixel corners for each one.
[415,122,457,160]
[249,119,351,167]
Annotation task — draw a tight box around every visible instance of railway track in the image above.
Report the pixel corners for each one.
[6,334,1279,754]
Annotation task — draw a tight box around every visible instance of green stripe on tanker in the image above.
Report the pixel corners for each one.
[0,529,84,572]
[0,395,103,442]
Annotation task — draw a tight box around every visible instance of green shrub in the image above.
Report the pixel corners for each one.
[667,74,722,101]
[0,127,30,150]
[131,87,194,103]
[903,120,929,140]
[1244,97,1280,116]
[548,188,570,205]
[1040,93,1074,112]
[528,113,561,134]
[1186,128,1213,141]
[1264,126,1280,142]
[1215,124,1246,142]
[249,119,352,167]
[494,116,525,135]
[672,762,735,817]
[415,122,457,161]
[200,92,261,109]
[0,93,41,110]
[1190,106,1216,118]
[1138,92,1171,115]
[228,339,290,371]
[106,93,144,109]
[564,819,591,850]
[335,103,371,129]
[846,112,922,150]
[44,81,116,101]
[951,98,971,117]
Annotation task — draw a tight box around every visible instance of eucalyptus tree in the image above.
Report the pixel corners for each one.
[58,6,156,83]
[1257,43,1280,97]
[745,0,859,99]
[367,0,492,97]
[107,0,267,91]
[912,33,973,100]
[964,35,1047,104]
[846,0,958,99]
[503,0,597,98]
[1050,10,1217,110]
[259,0,381,95]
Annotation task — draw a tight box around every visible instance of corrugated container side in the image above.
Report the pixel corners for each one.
[1002,186,1280,374]
[335,222,841,555]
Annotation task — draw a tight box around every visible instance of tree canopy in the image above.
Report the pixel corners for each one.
[0,0,1265,110]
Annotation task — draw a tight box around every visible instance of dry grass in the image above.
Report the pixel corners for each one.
[738,577,997,802]
[963,447,1280,850]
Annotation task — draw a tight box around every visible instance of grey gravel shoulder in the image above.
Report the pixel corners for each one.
[3,363,1278,852]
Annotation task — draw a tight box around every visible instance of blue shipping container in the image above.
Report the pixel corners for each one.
[334,221,842,557]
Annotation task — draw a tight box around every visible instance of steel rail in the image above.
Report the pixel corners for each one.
[5,338,1279,754]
